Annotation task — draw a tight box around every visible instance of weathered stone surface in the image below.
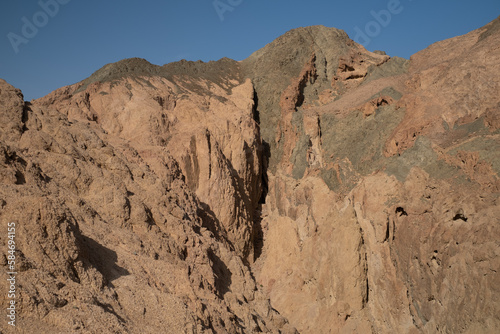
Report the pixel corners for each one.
[0,79,293,333]
[249,17,500,334]
[1,16,500,334]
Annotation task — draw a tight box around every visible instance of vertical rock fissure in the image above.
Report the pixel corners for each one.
[252,89,267,262]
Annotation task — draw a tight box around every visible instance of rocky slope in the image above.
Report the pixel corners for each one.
[0,69,293,333]
[1,18,500,334]
[247,22,500,334]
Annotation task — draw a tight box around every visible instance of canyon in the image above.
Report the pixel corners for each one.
[0,17,499,334]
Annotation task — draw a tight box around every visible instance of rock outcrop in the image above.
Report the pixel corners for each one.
[1,18,499,334]
[0,77,294,333]
[247,23,500,334]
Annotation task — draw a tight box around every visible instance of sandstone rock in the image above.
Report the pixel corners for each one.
[0,78,294,333]
[1,17,500,334]
[247,18,500,334]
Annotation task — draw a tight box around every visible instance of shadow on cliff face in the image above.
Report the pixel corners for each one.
[198,201,237,252]
[253,142,269,261]
[80,235,130,285]
[253,88,270,262]
[253,208,265,262]
[207,248,232,298]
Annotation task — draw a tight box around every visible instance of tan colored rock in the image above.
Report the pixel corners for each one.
[0,79,294,333]
[0,79,25,143]
[36,71,262,262]
[255,174,370,333]
[1,17,500,334]
[357,95,395,117]
[251,17,500,334]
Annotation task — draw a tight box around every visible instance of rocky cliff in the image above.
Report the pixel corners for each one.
[1,18,499,334]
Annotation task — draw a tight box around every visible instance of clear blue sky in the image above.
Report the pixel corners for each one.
[1,0,499,101]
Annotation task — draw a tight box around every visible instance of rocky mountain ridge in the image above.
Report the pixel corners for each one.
[1,19,499,333]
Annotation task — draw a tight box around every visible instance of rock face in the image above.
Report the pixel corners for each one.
[0,76,293,333]
[247,23,500,334]
[1,18,500,334]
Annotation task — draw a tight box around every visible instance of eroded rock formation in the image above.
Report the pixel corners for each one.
[1,18,499,334]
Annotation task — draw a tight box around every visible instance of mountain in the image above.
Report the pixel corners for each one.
[0,18,499,334]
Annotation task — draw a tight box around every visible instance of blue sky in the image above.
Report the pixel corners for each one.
[1,0,499,101]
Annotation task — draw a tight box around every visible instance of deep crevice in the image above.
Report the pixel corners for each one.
[383,218,390,242]
[252,88,270,262]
